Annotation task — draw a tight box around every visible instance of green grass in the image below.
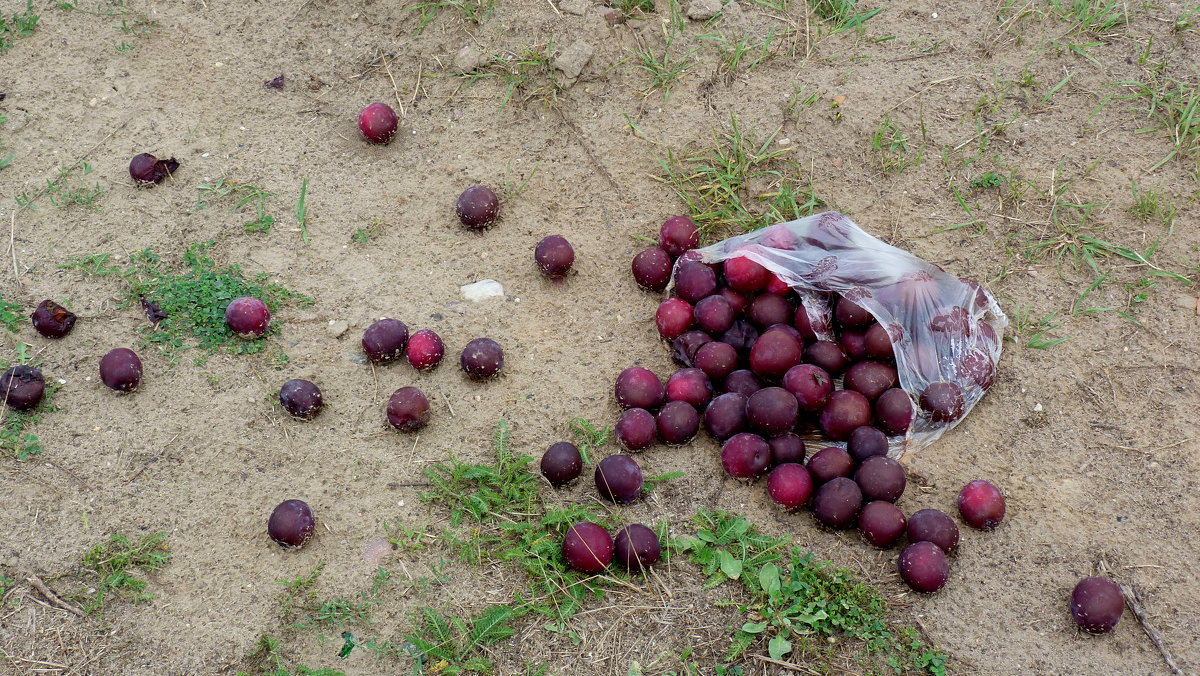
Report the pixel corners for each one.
[671,511,947,672]
[870,116,920,174]
[632,2,695,102]
[0,0,38,52]
[400,606,517,674]
[1008,304,1068,348]
[0,113,13,171]
[295,178,310,242]
[403,0,493,35]
[656,115,826,240]
[1117,74,1200,173]
[808,0,882,33]
[1048,0,1128,34]
[0,293,21,333]
[193,178,280,233]
[2,342,60,461]
[14,161,105,210]
[464,43,562,107]
[74,532,170,615]
[236,635,347,676]
[59,241,312,357]
[700,27,784,81]
[1128,180,1176,230]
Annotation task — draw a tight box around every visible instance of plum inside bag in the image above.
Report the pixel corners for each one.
[680,211,1007,459]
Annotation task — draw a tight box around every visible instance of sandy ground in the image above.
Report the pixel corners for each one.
[1,0,1198,674]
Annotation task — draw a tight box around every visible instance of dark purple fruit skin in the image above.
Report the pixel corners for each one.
[595,454,643,503]
[129,153,179,184]
[386,387,430,431]
[99,348,142,392]
[656,400,700,445]
[666,368,712,408]
[535,235,575,278]
[721,433,771,479]
[225,297,271,339]
[848,425,889,462]
[843,361,898,402]
[746,387,799,436]
[704,392,747,441]
[562,522,614,573]
[1,365,44,411]
[279,379,323,420]
[718,287,748,315]
[907,509,960,554]
[721,369,762,398]
[406,329,445,370]
[671,330,712,368]
[721,320,759,357]
[804,340,848,376]
[674,260,718,304]
[875,388,914,436]
[694,295,735,335]
[358,102,399,144]
[268,499,315,548]
[812,477,863,529]
[456,185,500,229]
[835,296,874,329]
[614,524,661,572]
[541,442,583,487]
[840,329,869,361]
[819,390,872,441]
[958,480,1006,530]
[1071,577,1124,634]
[768,433,806,465]
[658,215,699,258]
[616,408,657,451]
[747,294,792,329]
[767,463,813,510]
[858,501,906,548]
[793,305,818,343]
[632,248,673,292]
[920,382,965,423]
[782,364,833,412]
[615,367,665,410]
[749,328,803,379]
[362,319,409,363]
[854,456,906,503]
[724,255,771,293]
[656,298,694,340]
[806,447,854,484]
[31,300,77,338]
[460,338,504,379]
[898,541,949,593]
[695,341,738,381]
[864,322,895,360]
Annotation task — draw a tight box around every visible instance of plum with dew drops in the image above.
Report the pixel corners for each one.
[535,236,575,278]
[460,338,504,379]
[406,329,444,370]
[632,248,673,292]
[1071,577,1124,634]
[616,408,657,451]
[362,319,409,363]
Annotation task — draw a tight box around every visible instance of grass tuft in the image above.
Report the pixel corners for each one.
[75,532,171,615]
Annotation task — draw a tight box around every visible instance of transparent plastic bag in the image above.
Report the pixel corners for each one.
[683,211,1008,458]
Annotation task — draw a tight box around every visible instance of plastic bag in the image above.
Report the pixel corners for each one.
[683,211,1008,458]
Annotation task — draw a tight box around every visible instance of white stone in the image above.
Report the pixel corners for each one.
[461,279,505,301]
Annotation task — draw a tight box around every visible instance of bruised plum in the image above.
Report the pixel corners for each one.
[782,364,832,412]
[99,348,142,392]
[704,392,747,441]
[31,300,77,338]
[848,425,888,462]
[747,294,792,329]
[562,522,613,573]
[767,463,813,510]
[749,327,802,378]
[616,408,657,451]
[694,295,735,335]
[632,248,673,292]
[279,379,323,420]
[268,499,315,548]
[362,319,409,363]
[721,320,759,358]
[1,365,44,411]
[804,340,848,376]
[721,433,771,479]
[615,367,665,410]
[695,342,738,380]
[843,361,898,402]
[659,215,699,258]
[858,501,906,548]
[854,456,906,503]
[806,447,853,484]
[387,387,430,431]
[595,455,643,503]
[819,390,872,441]
[746,387,798,436]
[721,369,762,398]
[768,433,806,465]
[812,477,862,529]
[667,368,712,408]
[657,400,700,445]
[671,330,712,367]
[919,382,964,423]
[541,442,584,486]
[907,509,959,554]
[898,541,949,593]
[129,153,179,184]
[674,260,718,304]
[614,524,661,572]
[1071,577,1124,634]
[958,480,1006,530]
[656,298,694,340]
[875,388,914,436]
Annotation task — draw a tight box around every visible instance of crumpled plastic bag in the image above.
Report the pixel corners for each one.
[684,211,1007,458]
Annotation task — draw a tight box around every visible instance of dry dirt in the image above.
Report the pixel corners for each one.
[1,0,1199,674]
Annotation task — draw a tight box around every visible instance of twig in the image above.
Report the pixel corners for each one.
[1119,583,1186,676]
[26,576,86,617]
[8,210,15,279]
[382,56,406,118]
[544,0,562,17]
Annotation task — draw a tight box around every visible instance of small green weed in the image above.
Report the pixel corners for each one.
[1009,304,1068,348]
[808,0,882,33]
[294,178,310,242]
[401,606,517,675]
[467,43,562,107]
[193,178,279,233]
[1117,74,1200,172]
[236,634,347,676]
[971,172,1004,189]
[0,1,39,52]
[59,241,311,356]
[1049,0,1128,34]
[870,116,919,174]
[632,3,695,102]
[701,27,784,82]
[567,417,609,465]
[0,113,13,171]
[611,0,655,19]
[1128,180,1176,229]
[351,219,386,244]
[672,511,947,672]
[657,115,826,240]
[75,532,170,614]
[403,0,493,35]
[0,293,21,333]
[24,161,105,210]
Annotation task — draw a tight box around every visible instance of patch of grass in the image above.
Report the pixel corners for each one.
[870,116,920,174]
[701,27,784,81]
[0,113,13,171]
[1117,74,1200,173]
[671,511,947,673]
[0,1,39,52]
[469,42,562,107]
[1128,180,1176,229]
[1048,0,1127,34]
[656,115,826,240]
[15,161,106,210]
[400,605,517,675]
[1177,4,1200,31]
[59,241,312,356]
[0,293,21,333]
[193,178,279,233]
[567,417,609,465]
[403,0,494,35]
[808,0,882,33]
[294,178,310,242]
[1,343,60,461]
[236,634,347,676]
[351,219,386,245]
[1009,304,1068,348]
[75,532,170,615]
[632,3,695,102]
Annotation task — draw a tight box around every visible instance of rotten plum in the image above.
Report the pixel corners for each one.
[671,330,712,367]
[30,300,76,338]
[1,365,44,411]
[129,153,179,184]
[268,499,316,548]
